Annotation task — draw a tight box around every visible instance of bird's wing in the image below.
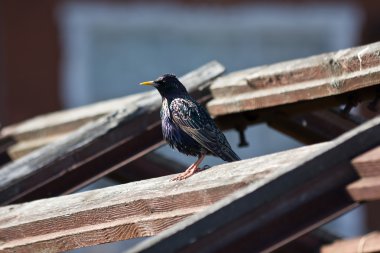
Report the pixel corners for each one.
[170,98,240,161]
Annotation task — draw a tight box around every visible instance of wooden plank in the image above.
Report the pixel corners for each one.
[207,41,380,116]
[321,231,380,253]
[126,115,380,253]
[347,176,380,201]
[0,61,225,205]
[0,143,327,253]
[352,146,380,177]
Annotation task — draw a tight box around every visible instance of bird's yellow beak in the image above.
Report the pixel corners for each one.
[140,81,154,86]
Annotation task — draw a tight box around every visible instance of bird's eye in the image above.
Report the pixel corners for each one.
[156,78,164,84]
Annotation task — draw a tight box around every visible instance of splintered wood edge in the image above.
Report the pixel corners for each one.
[0,208,200,253]
[0,143,328,252]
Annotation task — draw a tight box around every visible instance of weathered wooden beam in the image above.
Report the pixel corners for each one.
[207,41,380,116]
[0,143,326,253]
[0,61,225,205]
[321,231,380,253]
[127,115,380,253]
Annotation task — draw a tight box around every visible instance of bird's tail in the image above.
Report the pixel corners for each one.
[221,148,241,162]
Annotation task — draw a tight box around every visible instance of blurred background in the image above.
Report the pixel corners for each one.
[1,0,379,252]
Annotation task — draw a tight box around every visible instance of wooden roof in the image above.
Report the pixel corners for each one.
[0,42,380,253]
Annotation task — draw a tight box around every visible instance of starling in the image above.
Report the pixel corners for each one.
[140,74,240,180]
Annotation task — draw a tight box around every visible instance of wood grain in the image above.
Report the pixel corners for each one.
[0,144,326,252]
[207,41,380,116]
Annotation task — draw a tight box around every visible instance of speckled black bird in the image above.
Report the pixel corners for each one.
[140,74,240,180]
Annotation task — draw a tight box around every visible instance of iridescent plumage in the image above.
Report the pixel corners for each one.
[140,74,240,180]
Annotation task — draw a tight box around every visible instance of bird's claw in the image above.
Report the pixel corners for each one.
[171,167,202,181]
[171,155,206,181]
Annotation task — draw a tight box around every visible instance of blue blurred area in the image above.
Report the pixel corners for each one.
[59,3,361,107]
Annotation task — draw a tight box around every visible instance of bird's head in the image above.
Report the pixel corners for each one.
[140,74,188,98]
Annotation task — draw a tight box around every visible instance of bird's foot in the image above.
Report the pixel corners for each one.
[171,154,206,181]
[171,165,202,181]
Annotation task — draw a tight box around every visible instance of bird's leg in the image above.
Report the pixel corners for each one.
[172,154,205,181]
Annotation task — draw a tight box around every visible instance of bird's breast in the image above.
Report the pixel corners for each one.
[160,99,178,143]
[160,99,203,157]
